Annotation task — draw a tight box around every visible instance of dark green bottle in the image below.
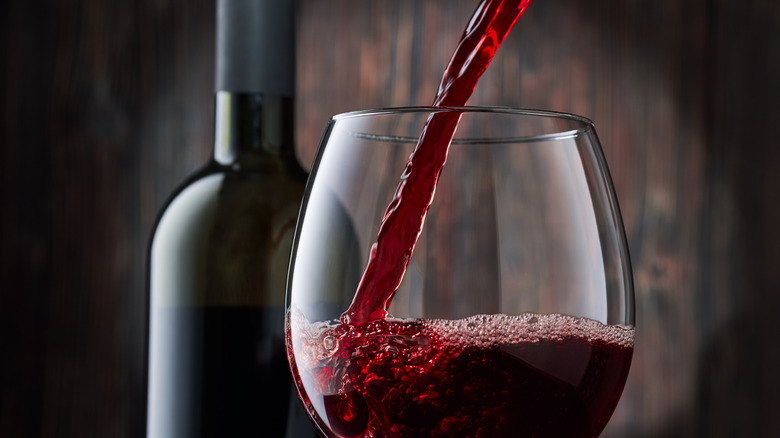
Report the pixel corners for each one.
[146,1,319,436]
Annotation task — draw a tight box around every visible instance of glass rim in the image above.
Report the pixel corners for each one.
[329,106,596,144]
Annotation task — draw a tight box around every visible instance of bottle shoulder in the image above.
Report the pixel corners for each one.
[149,159,307,258]
[153,159,307,222]
[148,160,308,308]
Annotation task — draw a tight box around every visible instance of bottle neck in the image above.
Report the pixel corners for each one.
[215,0,295,95]
[213,0,297,167]
[213,92,296,166]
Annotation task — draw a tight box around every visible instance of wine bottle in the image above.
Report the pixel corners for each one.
[145,1,319,436]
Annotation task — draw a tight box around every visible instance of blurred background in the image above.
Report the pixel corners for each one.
[2,0,779,436]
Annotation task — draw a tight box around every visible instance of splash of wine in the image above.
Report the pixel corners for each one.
[342,0,533,324]
[293,313,634,437]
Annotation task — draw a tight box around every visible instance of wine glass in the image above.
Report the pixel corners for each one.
[286,107,634,437]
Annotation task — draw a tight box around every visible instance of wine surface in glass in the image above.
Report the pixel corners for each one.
[290,312,633,437]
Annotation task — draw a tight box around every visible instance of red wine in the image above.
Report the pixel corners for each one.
[342,0,533,325]
[289,312,634,438]
[149,307,312,436]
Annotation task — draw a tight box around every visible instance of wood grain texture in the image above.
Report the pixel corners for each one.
[1,0,779,436]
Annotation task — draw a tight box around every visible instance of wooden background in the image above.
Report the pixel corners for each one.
[2,0,779,436]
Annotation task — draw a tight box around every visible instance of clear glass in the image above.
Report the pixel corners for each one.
[286,107,634,437]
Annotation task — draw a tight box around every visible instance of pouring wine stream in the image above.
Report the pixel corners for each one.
[341,0,533,325]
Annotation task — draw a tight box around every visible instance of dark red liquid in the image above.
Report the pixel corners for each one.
[342,0,533,324]
[289,313,633,438]
[149,307,317,437]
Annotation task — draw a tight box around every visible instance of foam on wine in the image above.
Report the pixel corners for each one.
[295,311,633,365]
[424,312,634,348]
